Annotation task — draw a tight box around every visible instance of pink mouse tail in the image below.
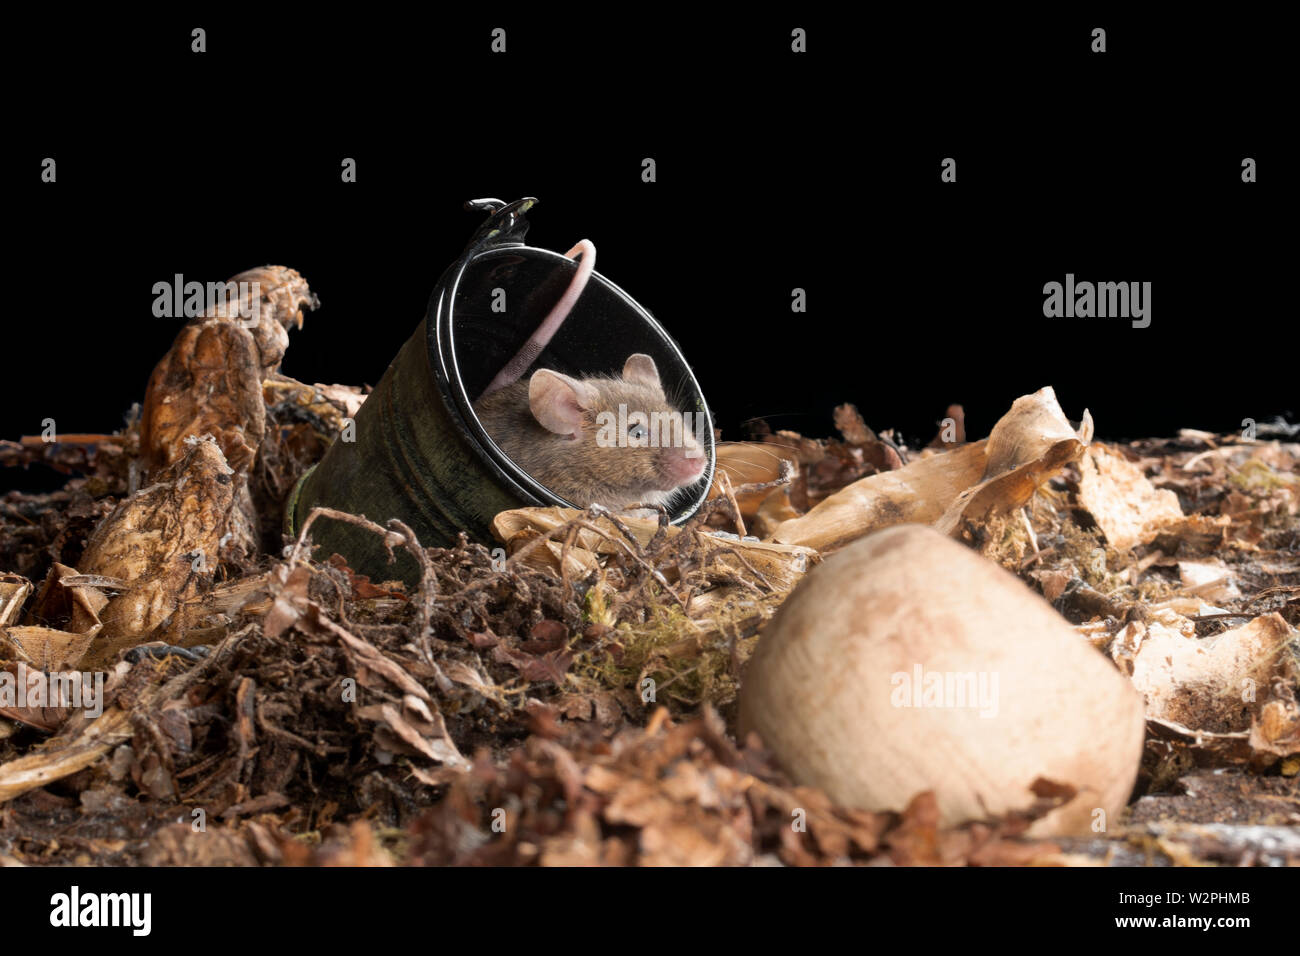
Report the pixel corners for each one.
[478,239,596,399]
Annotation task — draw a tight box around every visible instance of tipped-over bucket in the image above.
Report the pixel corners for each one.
[287,198,716,582]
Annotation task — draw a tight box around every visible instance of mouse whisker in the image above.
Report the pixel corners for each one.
[717,442,798,465]
[749,440,807,457]
[666,375,690,411]
[716,464,763,483]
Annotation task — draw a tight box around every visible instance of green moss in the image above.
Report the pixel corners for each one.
[1058,520,1123,591]
[1229,459,1293,492]
[1135,576,1176,603]
[983,512,1032,570]
[582,579,616,628]
[573,590,756,712]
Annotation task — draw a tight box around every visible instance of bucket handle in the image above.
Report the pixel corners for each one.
[461,197,538,253]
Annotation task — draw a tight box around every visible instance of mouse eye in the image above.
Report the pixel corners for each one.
[627,424,648,443]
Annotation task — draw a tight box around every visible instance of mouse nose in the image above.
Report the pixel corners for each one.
[662,448,706,484]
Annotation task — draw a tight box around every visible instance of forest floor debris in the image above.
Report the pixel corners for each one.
[1,267,1296,865]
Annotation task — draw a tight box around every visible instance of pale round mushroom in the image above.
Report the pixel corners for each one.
[738,524,1146,836]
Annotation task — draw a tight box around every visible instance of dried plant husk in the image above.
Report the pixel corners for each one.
[1,564,113,728]
[0,574,34,627]
[76,436,238,669]
[491,506,815,595]
[770,441,988,551]
[138,266,316,558]
[933,388,1091,537]
[0,562,107,673]
[1119,613,1300,768]
[1076,444,1184,550]
[140,266,316,479]
[771,387,1091,551]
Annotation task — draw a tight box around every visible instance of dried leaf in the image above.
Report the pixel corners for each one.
[77,437,237,668]
[1076,444,1184,550]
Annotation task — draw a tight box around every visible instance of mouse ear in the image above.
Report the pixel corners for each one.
[529,370,596,436]
[622,353,660,388]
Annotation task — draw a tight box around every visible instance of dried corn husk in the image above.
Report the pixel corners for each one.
[772,387,1091,551]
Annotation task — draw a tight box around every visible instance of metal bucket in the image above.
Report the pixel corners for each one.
[286,198,716,582]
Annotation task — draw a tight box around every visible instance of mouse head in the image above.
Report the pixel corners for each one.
[527,353,707,505]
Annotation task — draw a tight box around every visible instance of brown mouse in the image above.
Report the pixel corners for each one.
[472,353,706,511]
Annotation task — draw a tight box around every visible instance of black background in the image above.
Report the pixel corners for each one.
[4,12,1291,496]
